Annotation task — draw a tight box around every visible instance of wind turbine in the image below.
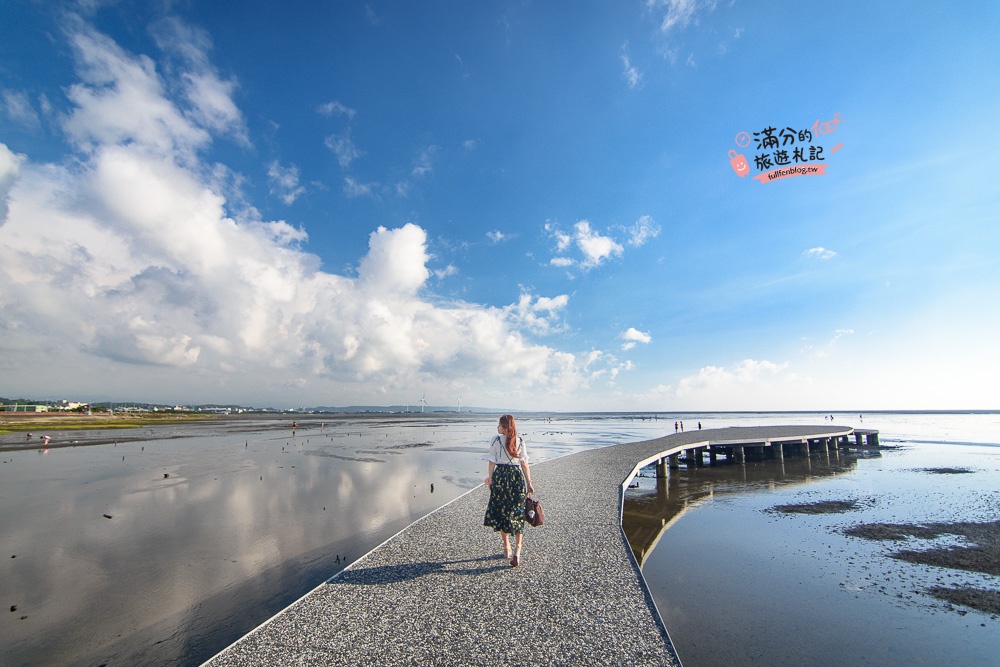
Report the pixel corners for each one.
[457,396,462,413]
[418,394,428,413]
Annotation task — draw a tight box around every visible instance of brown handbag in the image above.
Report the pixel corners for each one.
[524,495,544,527]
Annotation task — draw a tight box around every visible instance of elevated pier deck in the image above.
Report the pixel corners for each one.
[205,425,875,667]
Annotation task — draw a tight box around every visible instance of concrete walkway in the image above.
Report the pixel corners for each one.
[205,425,856,667]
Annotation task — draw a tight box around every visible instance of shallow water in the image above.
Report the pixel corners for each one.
[625,414,1000,667]
[0,413,669,666]
[2,411,997,666]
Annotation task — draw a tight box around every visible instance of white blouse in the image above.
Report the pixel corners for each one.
[485,434,528,465]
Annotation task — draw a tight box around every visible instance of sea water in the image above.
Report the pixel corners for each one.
[626,411,1000,667]
[0,411,996,665]
[0,413,666,666]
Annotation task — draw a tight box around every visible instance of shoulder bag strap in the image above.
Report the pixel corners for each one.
[499,435,516,465]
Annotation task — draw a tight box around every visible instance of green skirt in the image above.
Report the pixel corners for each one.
[484,464,526,534]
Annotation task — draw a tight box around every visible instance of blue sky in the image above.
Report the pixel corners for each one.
[1,1,997,411]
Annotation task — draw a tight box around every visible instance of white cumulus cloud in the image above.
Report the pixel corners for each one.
[317,100,356,119]
[343,175,375,198]
[411,145,438,178]
[677,359,789,395]
[0,142,23,221]
[805,247,837,260]
[545,219,637,271]
[625,214,660,247]
[267,160,305,204]
[2,90,42,129]
[0,20,593,407]
[649,0,708,35]
[326,131,363,169]
[669,359,810,409]
[505,292,570,335]
[544,221,571,252]
[620,43,643,89]
[620,327,652,351]
[574,220,624,269]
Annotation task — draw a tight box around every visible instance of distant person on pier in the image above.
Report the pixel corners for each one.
[674,421,678,433]
[483,414,535,567]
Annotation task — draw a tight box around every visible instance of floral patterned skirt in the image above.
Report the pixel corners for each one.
[484,464,526,535]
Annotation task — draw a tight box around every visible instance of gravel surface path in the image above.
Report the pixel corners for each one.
[205,426,852,667]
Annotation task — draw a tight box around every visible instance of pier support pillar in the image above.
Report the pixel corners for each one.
[774,442,784,461]
[868,432,879,447]
[855,432,863,447]
[656,458,667,478]
[656,470,668,499]
[735,446,745,464]
[709,449,718,465]
[668,453,679,469]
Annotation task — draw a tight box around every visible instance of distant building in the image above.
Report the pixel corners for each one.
[0,404,50,412]
[54,400,88,411]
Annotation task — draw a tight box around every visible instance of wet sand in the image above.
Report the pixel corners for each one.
[0,413,218,451]
[772,497,1000,616]
[844,520,1000,614]
[0,412,419,451]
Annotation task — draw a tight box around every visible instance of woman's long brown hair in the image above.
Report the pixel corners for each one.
[499,414,518,458]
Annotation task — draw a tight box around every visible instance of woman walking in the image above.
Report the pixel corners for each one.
[483,414,535,567]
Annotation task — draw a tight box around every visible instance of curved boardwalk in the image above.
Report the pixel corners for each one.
[205,425,868,667]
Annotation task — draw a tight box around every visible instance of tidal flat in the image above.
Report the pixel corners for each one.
[2,411,997,666]
[0,412,669,666]
[626,424,1000,667]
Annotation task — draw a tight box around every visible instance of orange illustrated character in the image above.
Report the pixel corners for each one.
[729,149,749,178]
